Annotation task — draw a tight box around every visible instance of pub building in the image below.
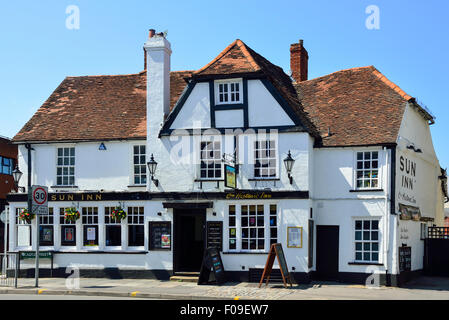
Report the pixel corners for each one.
[6,30,447,286]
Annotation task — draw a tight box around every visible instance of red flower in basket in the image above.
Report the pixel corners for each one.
[110,207,127,221]
[64,207,80,222]
[19,209,35,223]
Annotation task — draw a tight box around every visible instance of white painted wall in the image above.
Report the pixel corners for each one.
[170,82,211,129]
[247,80,295,127]
[17,140,147,192]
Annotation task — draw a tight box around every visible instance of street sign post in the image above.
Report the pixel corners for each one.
[31,185,48,287]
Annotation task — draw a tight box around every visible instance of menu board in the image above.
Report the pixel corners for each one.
[259,243,292,288]
[206,221,223,251]
[198,247,226,285]
[149,221,171,250]
[399,246,412,272]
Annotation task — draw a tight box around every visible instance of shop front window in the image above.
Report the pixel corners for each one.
[105,207,122,247]
[227,204,278,252]
[128,207,144,247]
[39,207,54,246]
[60,207,76,246]
[82,207,98,246]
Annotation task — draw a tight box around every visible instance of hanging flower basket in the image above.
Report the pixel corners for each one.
[19,209,35,223]
[64,207,80,222]
[110,207,127,221]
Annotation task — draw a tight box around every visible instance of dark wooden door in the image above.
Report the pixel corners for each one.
[174,209,206,273]
[316,226,339,281]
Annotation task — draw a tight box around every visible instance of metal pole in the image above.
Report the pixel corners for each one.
[35,206,39,287]
[26,143,39,287]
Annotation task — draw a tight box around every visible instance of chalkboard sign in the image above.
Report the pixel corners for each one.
[399,246,411,272]
[149,221,172,250]
[206,221,223,251]
[198,247,226,285]
[259,243,292,288]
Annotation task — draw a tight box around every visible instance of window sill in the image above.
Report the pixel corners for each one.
[53,250,147,254]
[51,185,79,189]
[348,262,383,266]
[127,185,147,188]
[194,179,224,182]
[248,178,280,181]
[349,189,384,193]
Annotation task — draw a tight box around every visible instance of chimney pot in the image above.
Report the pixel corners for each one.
[149,29,156,39]
[290,39,308,82]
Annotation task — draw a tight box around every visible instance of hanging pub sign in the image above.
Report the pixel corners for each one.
[224,164,236,189]
[259,243,293,288]
[399,203,421,221]
[198,247,226,285]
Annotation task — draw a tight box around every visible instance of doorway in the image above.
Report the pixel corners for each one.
[173,209,206,273]
[316,225,339,281]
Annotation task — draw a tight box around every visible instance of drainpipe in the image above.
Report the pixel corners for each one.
[383,146,389,284]
[386,145,397,286]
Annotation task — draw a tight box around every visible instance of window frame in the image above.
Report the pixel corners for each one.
[353,217,381,264]
[59,207,77,247]
[214,79,243,105]
[198,139,223,180]
[15,207,31,248]
[354,150,381,190]
[56,146,76,186]
[82,207,99,247]
[131,144,147,186]
[104,207,122,247]
[127,206,145,248]
[39,207,54,246]
[253,139,278,179]
[226,203,279,253]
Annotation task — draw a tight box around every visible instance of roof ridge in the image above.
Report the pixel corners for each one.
[369,66,413,101]
[295,66,375,84]
[235,40,261,72]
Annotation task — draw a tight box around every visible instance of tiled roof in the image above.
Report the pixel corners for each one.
[193,39,262,76]
[13,71,192,142]
[294,66,410,147]
[13,39,420,148]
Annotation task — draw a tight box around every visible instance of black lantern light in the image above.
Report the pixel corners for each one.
[147,154,159,187]
[12,165,24,192]
[283,150,295,184]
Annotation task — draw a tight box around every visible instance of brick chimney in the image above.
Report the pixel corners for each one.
[290,39,308,82]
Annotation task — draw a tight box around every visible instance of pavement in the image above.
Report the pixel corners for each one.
[0,276,448,300]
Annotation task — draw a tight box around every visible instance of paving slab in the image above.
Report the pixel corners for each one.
[0,276,447,300]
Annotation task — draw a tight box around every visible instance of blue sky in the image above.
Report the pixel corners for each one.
[0,0,448,168]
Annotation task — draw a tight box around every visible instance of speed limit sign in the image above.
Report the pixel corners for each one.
[32,185,48,215]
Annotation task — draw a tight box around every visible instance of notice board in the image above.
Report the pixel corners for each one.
[399,246,411,272]
[149,221,172,250]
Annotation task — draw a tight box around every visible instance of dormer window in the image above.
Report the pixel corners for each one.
[215,79,243,105]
